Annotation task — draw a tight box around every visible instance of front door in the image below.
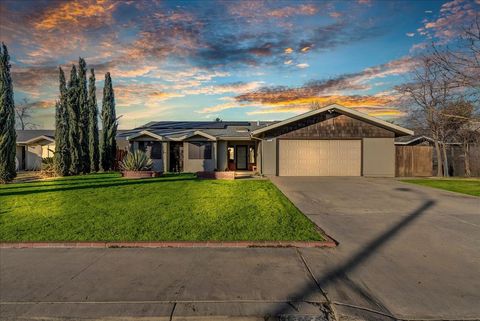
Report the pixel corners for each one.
[169,142,184,172]
[236,145,248,170]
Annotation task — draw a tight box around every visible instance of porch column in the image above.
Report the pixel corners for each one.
[162,142,169,173]
[213,141,218,171]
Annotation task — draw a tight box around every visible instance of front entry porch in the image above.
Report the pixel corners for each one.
[227,142,257,172]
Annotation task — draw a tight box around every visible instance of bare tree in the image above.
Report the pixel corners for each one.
[15,98,38,130]
[396,56,461,176]
[432,16,480,91]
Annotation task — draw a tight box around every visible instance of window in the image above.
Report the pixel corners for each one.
[137,141,162,159]
[188,142,212,159]
[227,146,234,161]
[249,146,255,164]
[150,142,162,159]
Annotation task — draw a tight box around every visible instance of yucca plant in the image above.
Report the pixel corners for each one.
[119,150,152,171]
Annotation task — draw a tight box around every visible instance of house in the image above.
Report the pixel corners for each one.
[15,104,414,176]
[123,104,413,177]
[15,130,130,171]
[395,134,480,177]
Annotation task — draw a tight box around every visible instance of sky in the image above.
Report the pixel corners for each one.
[0,0,479,129]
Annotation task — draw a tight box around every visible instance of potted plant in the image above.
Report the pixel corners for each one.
[120,150,156,178]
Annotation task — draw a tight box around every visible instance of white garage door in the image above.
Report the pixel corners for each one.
[279,140,361,176]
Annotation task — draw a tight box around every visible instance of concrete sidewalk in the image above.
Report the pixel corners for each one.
[0,248,334,321]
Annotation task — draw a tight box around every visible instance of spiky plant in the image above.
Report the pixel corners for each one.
[119,150,152,171]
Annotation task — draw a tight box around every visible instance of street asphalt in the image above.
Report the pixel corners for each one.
[1,177,479,320]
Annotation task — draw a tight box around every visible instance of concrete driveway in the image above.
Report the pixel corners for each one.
[271,177,480,320]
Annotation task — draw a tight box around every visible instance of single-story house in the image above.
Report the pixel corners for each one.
[15,130,130,171]
[395,134,480,177]
[121,104,413,177]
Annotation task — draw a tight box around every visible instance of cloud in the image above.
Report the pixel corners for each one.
[183,81,263,96]
[234,58,415,117]
[329,12,342,18]
[227,2,318,20]
[406,32,415,37]
[418,0,479,42]
[296,63,310,69]
[118,84,183,106]
[236,57,414,105]
[34,0,117,31]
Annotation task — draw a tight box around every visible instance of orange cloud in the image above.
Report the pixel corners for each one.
[34,0,117,30]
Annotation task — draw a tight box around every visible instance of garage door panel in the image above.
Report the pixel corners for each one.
[279,140,361,176]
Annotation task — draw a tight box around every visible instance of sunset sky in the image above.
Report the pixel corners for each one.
[1,0,478,129]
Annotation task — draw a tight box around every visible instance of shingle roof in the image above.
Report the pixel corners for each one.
[394,135,433,144]
[120,121,276,140]
[16,130,55,143]
[16,130,130,144]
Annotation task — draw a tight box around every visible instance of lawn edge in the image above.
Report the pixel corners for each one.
[0,240,336,249]
[400,179,480,198]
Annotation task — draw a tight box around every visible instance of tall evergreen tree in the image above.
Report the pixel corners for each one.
[0,43,16,183]
[54,67,70,176]
[78,58,90,173]
[67,65,81,175]
[88,68,99,172]
[100,72,117,171]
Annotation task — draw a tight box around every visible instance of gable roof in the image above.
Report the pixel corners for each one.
[394,135,434,145]
[251,104,414,137]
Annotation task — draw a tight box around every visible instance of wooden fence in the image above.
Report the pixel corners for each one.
[396,146,433,177]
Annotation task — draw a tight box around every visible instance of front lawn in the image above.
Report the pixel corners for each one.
[0,173,324,242]
[402,178,480,197]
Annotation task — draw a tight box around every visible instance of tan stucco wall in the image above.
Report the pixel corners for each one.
[363,138,395,177]
[183,141,216,172]
[262,138,277,175]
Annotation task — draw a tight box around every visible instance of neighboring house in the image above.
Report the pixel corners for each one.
[16,130,56,171]
[395,134,480,177]
[394,135,434,146]
[15,130,130,171]
[122,104,413,177]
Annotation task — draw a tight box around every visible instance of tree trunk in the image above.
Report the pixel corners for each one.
[442,143,449,177]
[433,139,443,177]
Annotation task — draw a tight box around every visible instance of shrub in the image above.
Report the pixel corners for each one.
[40,157,57,178]
[119,150,152,171]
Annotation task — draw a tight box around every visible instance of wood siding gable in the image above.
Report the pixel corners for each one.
[266,113,395,139]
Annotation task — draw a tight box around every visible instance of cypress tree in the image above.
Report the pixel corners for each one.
[78,58,90,173]
[54,67,70,176]
[0,43,16,183]
[88,68,99,172]
[100,72,117,171]
[67,65,81,175]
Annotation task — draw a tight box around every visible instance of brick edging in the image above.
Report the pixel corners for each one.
[0,240,336,249]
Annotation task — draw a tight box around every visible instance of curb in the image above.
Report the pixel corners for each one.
[0,240,336,249]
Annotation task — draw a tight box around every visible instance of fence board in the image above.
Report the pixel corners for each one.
[396,146,433,177]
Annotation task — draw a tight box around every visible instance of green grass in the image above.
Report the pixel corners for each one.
[402,178,480,197]
[0,173,324,242]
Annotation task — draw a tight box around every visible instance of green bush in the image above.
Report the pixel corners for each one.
[119,150,152,171]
